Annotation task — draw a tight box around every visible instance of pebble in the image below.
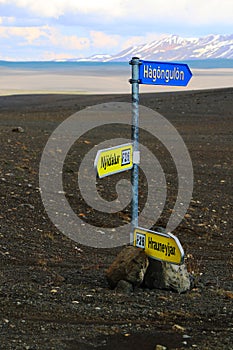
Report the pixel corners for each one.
[50,289,58,293]
[183,334,191,339]
[19,204,35,210]
[115,280,133,294]
[172,324,185,332]
[12,126,24,133]
[155,345,167,350]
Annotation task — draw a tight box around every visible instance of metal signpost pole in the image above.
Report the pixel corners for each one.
[129,57,140,243]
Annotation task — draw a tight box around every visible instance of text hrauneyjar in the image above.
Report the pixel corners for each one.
[148,237,176,256]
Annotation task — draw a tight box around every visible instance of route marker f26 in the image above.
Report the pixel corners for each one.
[134,227,184,265]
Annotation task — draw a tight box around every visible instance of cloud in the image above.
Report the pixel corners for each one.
[90,31,120,49]
[186,0,233,24]
[121,33,166,50]
[0,1,232,41]
[0,0,126,19]
[0,0,232,26]
[42,51,76,60]
[0,24,90,50]
[0,0,232,60]
[0,16,15,25]
[48,28,90,50]
[121,0,233,25]
[0,25,50,44]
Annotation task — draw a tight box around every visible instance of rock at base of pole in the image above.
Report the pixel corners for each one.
[105,246,149,290]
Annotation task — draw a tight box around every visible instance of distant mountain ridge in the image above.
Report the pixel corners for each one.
[65,34,233,62]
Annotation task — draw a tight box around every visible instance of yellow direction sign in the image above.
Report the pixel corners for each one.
[94,143,133,178]
[134,227,184,265]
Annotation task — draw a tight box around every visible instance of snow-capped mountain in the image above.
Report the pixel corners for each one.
[71,34,233,62]
[67,54,112,62]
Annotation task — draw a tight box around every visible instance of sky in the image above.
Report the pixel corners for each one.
[0,0,232,61]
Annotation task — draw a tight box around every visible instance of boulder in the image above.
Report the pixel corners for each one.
[144,257,191,293]
[106,246,149,289]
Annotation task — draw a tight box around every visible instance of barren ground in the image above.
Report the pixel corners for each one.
[0,89,232,349]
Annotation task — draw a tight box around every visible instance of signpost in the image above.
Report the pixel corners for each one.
[94,143,133,178]
[129,57,192,245]
[93,57,192,263]
[134,227,184,265]
[139,60,193,86]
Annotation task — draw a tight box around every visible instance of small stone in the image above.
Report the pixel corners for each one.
[183,334,191,339]
[115,280,133,293]
[50,289,58,293]
[224,291,233,299]
[19,204,35,210]
[155,345,167,350]
[12,126,24,133]
[172,324,185,332]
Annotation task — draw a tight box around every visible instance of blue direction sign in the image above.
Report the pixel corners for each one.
[139,60,192,86]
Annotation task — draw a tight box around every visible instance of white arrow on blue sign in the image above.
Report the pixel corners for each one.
[139,60,192,86]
